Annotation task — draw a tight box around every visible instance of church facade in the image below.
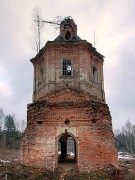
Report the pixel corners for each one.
[21,17,118,171]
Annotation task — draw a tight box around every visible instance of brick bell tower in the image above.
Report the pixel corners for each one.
[21,17,118,171]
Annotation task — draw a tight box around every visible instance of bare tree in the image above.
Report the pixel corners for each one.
[115,120,135,154]
[20,120,26,132]
[0,108,5,130]
[31,7,44,53]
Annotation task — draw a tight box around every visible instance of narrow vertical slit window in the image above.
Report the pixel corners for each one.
[40,68,43,81]
[62,59,72,76]
[39,68,43,82]
[92,67,98,82]
[38,67,44,87]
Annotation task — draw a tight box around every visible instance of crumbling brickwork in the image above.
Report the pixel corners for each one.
[21,17,118,171]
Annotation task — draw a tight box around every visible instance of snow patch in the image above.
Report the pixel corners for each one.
[118,151,135,160]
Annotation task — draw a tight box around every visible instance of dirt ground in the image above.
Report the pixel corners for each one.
[0,161,135,180]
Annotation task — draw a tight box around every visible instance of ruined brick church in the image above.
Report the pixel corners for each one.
[21,17,118,171]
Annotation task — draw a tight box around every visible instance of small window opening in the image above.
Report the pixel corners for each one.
[65,119,70,124]
[65,31,71,40]
[37,121,43,124]
[63,59,72,76]
[92,119,96,123]
[92,67,98,82]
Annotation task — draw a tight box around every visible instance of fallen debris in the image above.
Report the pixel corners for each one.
[0,162,134,180]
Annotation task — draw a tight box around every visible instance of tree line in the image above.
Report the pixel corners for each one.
[114,120,135,155]
[0,108,26,150]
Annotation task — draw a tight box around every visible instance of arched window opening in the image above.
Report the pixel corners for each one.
[58,134,76,162]
[92,67,98,83]
[65,31,71,40]
[62,59,72,76]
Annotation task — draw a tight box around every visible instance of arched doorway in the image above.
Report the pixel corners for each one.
[58,133,76,163]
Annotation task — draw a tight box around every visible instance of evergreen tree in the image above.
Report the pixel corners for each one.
[4,115,18,148]
[5,115,16,132]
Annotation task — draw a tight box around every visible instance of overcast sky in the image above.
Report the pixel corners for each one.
[0,0,135,130]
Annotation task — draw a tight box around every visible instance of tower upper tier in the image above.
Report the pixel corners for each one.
[30,17,105,102]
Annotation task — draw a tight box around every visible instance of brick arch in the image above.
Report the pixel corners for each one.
[57,131,76,141]
[56,131,77,165]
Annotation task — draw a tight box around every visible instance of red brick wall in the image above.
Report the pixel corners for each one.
[32,41,105,102]
[21,89,118,171]
[78,126,117,171]
[22,33,118,171]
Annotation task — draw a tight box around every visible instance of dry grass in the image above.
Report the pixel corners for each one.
[0,148,20,162]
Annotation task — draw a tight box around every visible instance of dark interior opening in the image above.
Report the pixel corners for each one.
[37,121,43,124]
[65,31,71,40]
[58,134,76,162]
